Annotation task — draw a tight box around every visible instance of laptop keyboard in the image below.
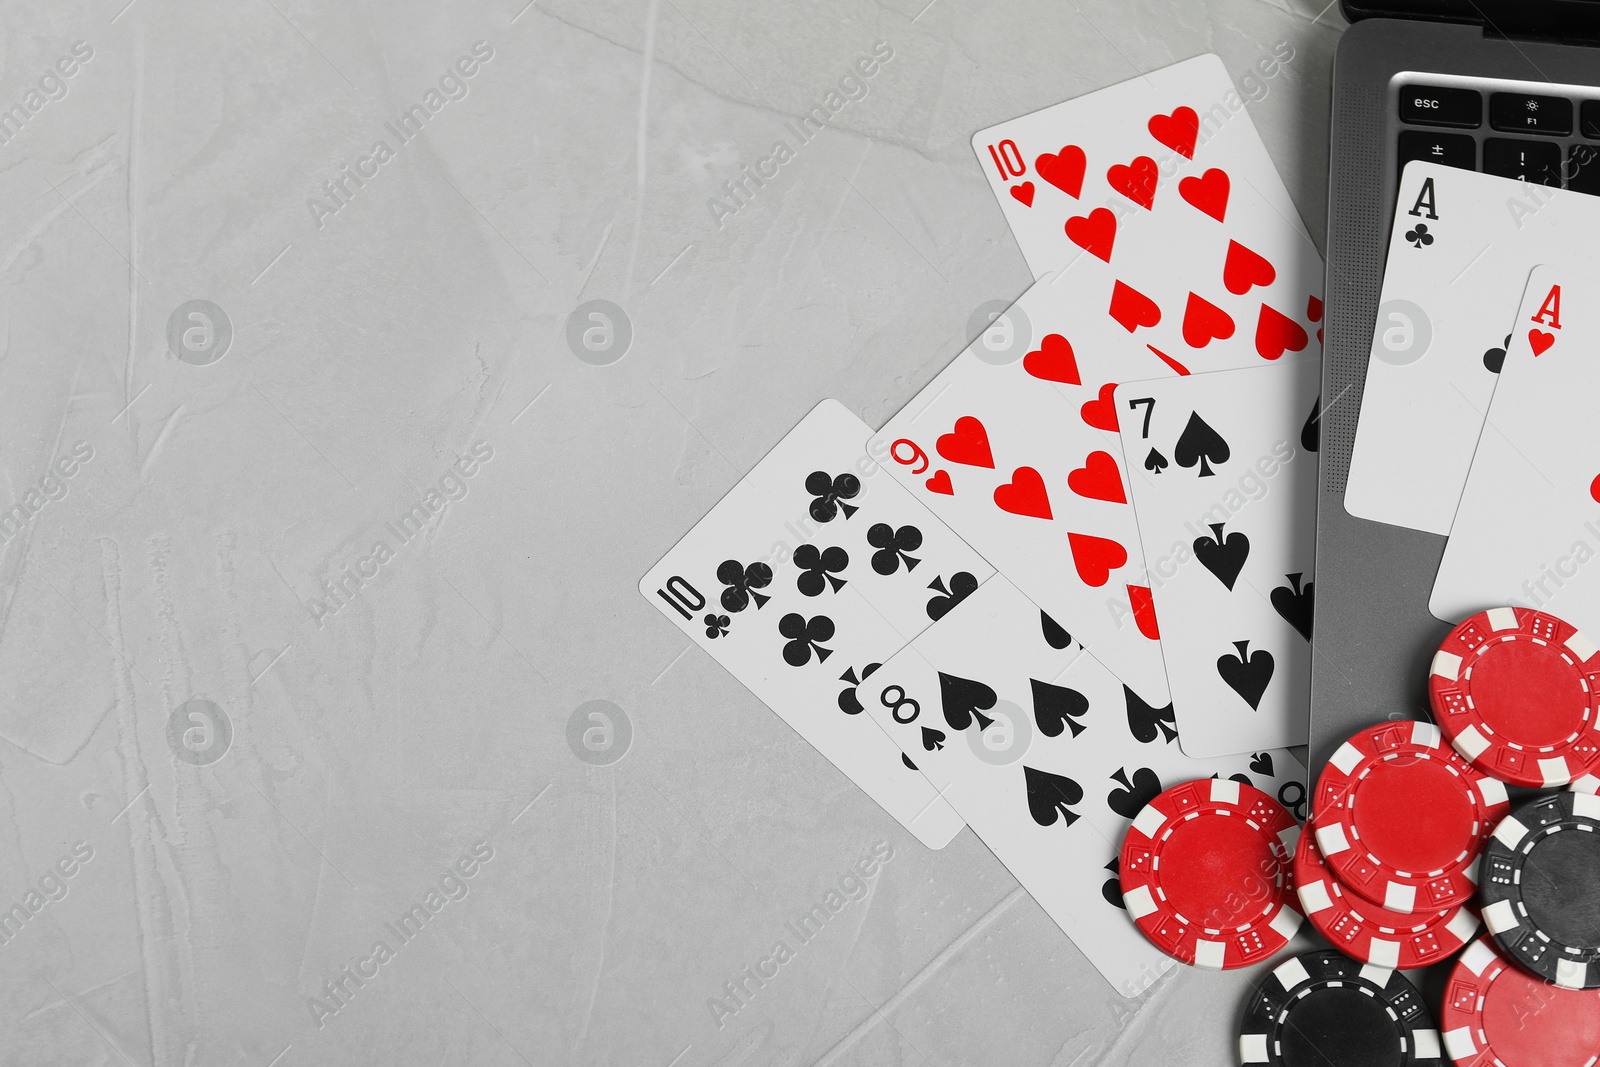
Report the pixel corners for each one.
[1398,83,1600,193]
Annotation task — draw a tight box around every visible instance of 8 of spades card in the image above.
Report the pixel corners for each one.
[857,576,1307,995]
[640,400,995,849]
[972,52,1310,280]
[1116,360,1319,757]
[1345,162,1600,536]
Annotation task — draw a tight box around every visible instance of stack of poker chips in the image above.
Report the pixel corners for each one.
[1301,718,1502,968]
[1428,609,1600,1065]
[1113,606,1600,1066]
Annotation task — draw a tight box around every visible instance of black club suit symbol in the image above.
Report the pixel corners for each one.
[805,471,861,523]
[779,613,835,666]
[867,523,923,575]
[716,560,773,613]
[837,662,881,715]
[1405,223,1433,248]
[793,544,849,595]
[1483,332,1512,374]
[704,613,730,639]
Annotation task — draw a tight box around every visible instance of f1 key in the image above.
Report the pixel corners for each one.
[1490,93,1573,136]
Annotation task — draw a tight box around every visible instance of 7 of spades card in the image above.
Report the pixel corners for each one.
[1116,361,1319,757]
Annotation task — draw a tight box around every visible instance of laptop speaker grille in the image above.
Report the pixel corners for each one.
[1324,84,1386,494]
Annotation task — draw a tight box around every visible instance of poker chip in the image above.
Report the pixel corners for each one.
[1441,936,1600,1067]
[1119,777,1301,970]
[1429,606,1600,789]
[1313,720,1509,914]
[1239,948,1443,1066]
[1480,791,1600,989]
[1294,819,1479,969]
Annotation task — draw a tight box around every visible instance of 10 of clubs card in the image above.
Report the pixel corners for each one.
[857,576,1308,994]
[1116,361,1320,756]
[1432,264,1600,638]
[640,400,995,849]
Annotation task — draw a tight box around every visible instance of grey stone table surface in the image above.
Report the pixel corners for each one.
[0,1,1347,1064]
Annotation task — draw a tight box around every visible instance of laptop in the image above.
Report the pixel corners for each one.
[1313,2,1600,776]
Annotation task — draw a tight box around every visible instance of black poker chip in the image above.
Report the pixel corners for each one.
[1481,790,1600,989]
[1238,949,1442,1066]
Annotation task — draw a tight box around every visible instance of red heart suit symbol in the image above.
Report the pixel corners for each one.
[1023,333,1081,384]
[1529,329,1555,356]
[1109,281,1161,333]
[937,416,994,468]
[1080,382,1119,432]
[1128,585,1160,640]
[925,470,953,495]
[1065,208,1117,262]
[994,467,1052,519]
[1067,450,1126,504]
[1147,107,1199,159]
[1256,305,1308,361]
[1036,146,1086,198]
[1107,156,1158,210]
[1307,295,1324,323]
[1591,472,1600,504]
[1178,167,1229,222]
[1222,240,1274,295]
[1010,182,1035,207]
[1146,344,1190,376]
[1068,532,1127,587]
[1182,293,1235,348]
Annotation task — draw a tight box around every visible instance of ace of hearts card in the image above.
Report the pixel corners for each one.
[1431,263,1600,640]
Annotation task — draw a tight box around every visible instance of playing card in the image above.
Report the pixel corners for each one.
[1431,263,1600,637]
[640,400,995,849]
[1117,360,1319,757]
[869,252,1322,711]
[1042,160,1325,377]
[1345,162,1600,535]
[858,575,1308,995]
[974,52,1311,280]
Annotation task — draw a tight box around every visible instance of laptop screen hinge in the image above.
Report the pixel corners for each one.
[1478,6,1600,45]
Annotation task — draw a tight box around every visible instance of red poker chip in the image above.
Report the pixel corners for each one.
[1313,720,1509,914]
[1119,777,1301,970]
[1430,606,1600,788]
[1441,936,1600,1066]
[1294,815,1479,969]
